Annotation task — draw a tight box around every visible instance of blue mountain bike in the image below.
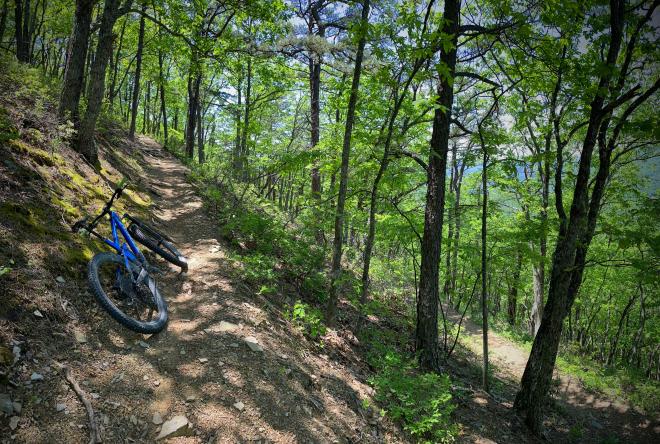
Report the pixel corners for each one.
[72,180,186,333]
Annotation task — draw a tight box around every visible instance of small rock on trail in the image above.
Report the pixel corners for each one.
[155,415,192,440]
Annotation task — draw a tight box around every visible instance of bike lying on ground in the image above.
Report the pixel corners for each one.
[72,180,187,333]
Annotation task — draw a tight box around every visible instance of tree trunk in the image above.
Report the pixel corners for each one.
[508,249,522,326]
[197,104,204,164]
[129,4,146,139]
[142,80,150,134]
[158,49,168,147]
[416,0,459,372]
[58,0,94,120]
[479,129,489,393]
[108,16,126,110]
[326,0,370,325]
[233,72,242,173]
[607,292,637,366]
[76,0,131,166]
[309,43,321,199]
[240,57,251,177]
[185,67,200,159]
[514,1,630,433]
[14,0,30,62]
[0,0,8,48]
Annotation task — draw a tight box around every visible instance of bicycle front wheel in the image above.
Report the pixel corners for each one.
[88,252,168,333]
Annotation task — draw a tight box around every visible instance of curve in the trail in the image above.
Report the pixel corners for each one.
[444,305,659,443]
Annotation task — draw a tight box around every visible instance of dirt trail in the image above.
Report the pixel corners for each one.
[445,306,659,443]
[63,139,393,443]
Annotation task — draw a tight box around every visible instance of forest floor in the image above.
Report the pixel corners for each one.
[1,122,658,443]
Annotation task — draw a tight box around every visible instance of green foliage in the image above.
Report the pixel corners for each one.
[369,352,457,443]
[288,300,326,339]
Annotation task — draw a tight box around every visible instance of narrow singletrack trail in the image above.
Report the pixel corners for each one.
[65,139,390,443]
[444,307,659,443]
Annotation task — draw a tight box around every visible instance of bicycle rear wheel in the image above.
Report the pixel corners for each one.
[88,252,168,333]
[127,221,188,272]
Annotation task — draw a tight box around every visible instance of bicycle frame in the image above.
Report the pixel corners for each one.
[101,211,143,271]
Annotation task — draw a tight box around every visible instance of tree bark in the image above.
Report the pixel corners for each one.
[76,0,132,166]
[185,66,201,159]
[58,0,94,120]
[326,0,370,325]
[158,48,168,147]
[129,4,146,139]
[416,0,459,372]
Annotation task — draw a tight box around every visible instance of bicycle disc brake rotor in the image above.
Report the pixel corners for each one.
[116,267,156,308]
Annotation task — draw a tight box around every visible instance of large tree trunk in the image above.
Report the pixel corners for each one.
[416,0,459,372]
[77,0,131,166]
[514,0,630,433]
[326,0,370,325]
[58,0,94,120]
[128,4,146,139]
[309,57,321,197]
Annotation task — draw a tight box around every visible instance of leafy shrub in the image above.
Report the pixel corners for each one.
[241,253,277,285]
[369,352,457,443]
[288,300,326,339]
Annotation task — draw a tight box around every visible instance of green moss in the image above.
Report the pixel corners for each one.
[51,196,81,219]
[60,166,106,200]
[62,243,95,269]
[8,139,64,167]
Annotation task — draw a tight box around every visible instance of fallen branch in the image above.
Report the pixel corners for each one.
[54,362,101,444]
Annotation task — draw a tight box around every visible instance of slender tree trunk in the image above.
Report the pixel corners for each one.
[108,16,126,110]
[508,249,522,326]
[58,0,94,120]
[479,130,489,392]
[185,67,200,159]
[197,104,204,163]
[142,80,150,134]
[233,72,242,172]
[158,49,168,147]
[240,57,251,177]
[416,0,459,372]
[326,0,370,325]
[129,4,146,139]
[76,0,131,166]
[607,292,637,366]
